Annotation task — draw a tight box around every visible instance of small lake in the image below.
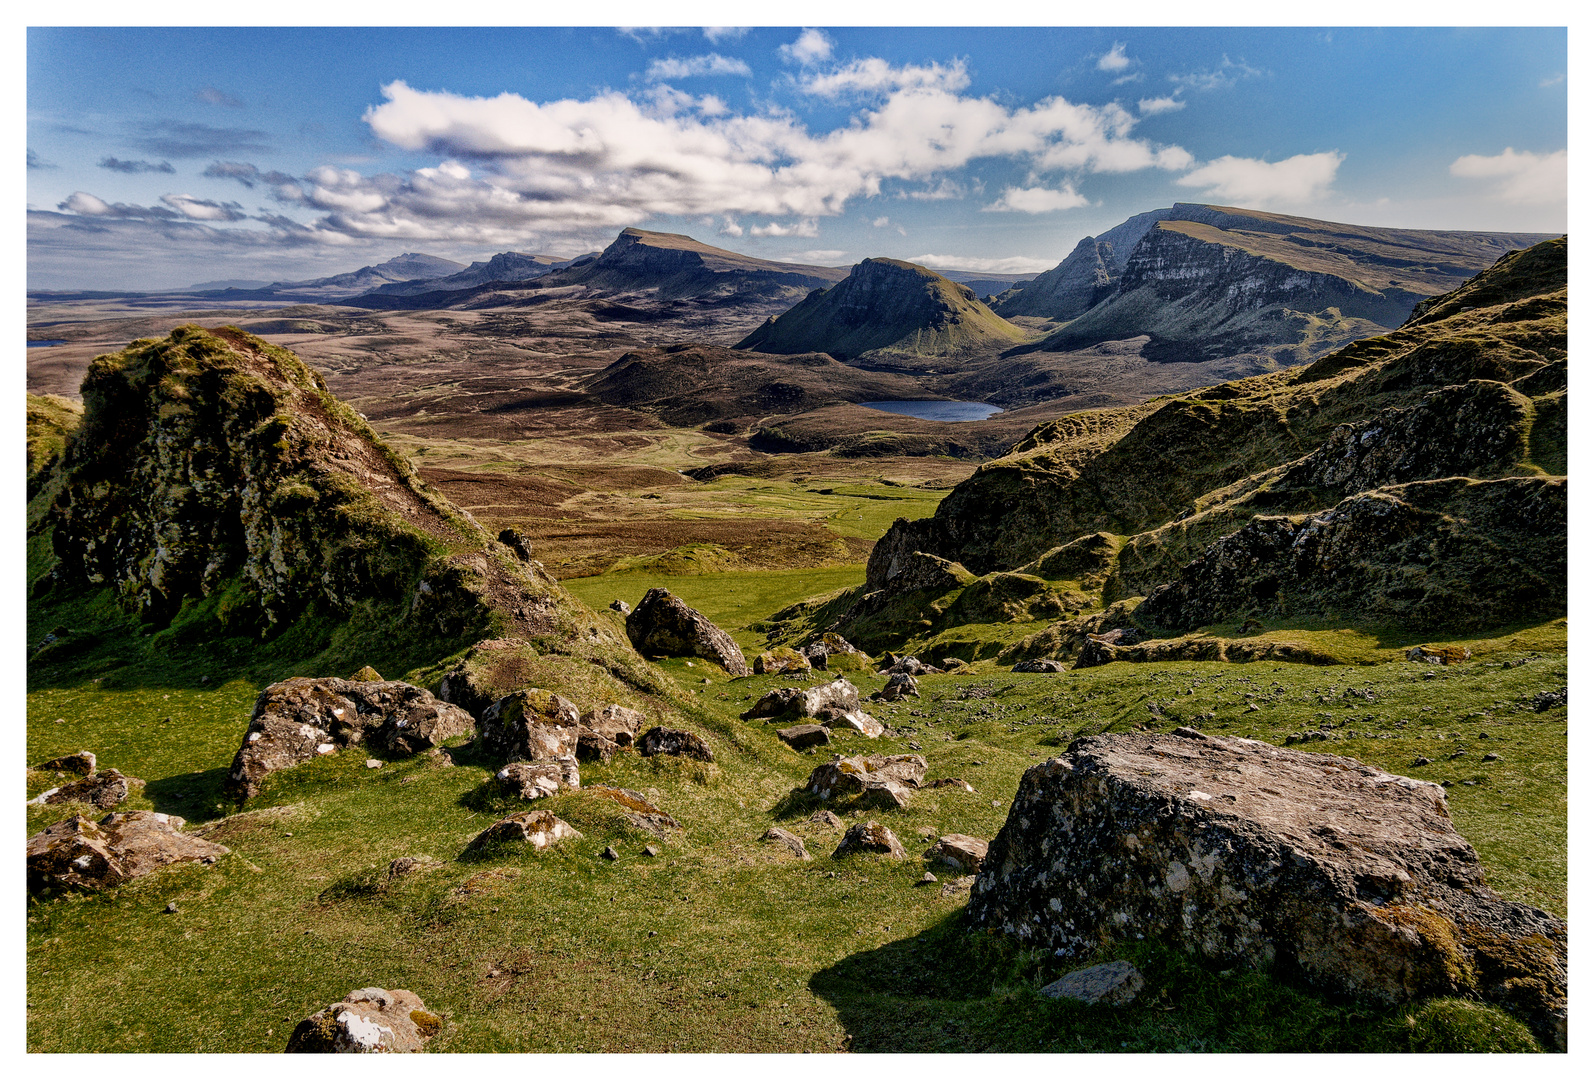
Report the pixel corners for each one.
[859,400,1001,422]
[27,340,68,347]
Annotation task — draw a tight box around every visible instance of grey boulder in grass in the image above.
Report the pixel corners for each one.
[969,727,1568,1050]
[625,588,748,675]
[638,726,714,763]
[832,820,906,859]
[285,987,441,1053]
[464,809,582,855]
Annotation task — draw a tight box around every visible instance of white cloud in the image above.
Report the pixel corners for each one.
[983,184,1089,214]
[1540,73,1565,88]
[1176,151,1343,206]
[59,191,114,216]
[1450,147,1566,205]
[802,58,970,97]
[703,27,747,44]
[1169,56,1264,93]
[750,219,819,238]
[1098,42,1131,72]
[646,54,753,81]
[872,216,890,227]
[904,179,966,201]
[788,249,848,264]
[1138,96,1185,116]
[781,28,833,65]
[907,253,1056,273]
[717,216,744,237]
[160,193,247,221]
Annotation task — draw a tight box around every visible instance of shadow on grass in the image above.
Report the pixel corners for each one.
[143,767,234,824]
[806,913,1545,1053]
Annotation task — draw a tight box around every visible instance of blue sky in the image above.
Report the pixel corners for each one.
[26,23,1568,290]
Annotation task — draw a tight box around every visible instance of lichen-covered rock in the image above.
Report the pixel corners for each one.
[872,673,920,701]
[495,760,579,800]
[969,729,1567,1049]
[610,598,632,616]
[625,588,748,675]
[29,768,139,810]
[36,750,96,776]
[225,677,474,799]
[801,632,870,672]
[348,665,384,682]
[478,689,581,762]
[741,677,881,738]
[584,784,681,835]
[761,827,811,860]
[27,811,228,890]
[833,820,905,859]
[1040,961,1144,1006]
[583,703,646,747]
[1012,658,1065,673]
[777,723,831,750]
[924,834,988,874]
[804,754,926,807]
[638,726,714,762]
[285,987,440,1053]
[754,646,811,675]
[464,809,582,854]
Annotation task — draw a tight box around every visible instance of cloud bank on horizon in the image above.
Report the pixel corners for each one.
[27,26,1567,290]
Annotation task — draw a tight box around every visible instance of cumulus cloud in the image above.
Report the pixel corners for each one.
[872,216,890,227]
[646,53,753,80]
[750,219,819,238]
[99,157,176,174]
[781,28,833,65]
[1450,147,1566,205]
[56,189,247,222]
[702,27,747,43]
[717,216,744,237]
[1097,42,1131,72]
[1177,151,1343,206]
[1169,56,1264,93]
[196,86,243,108]
[904,179,967,201]
[983,184,1089,214]
[1138,96,1185,116]
[908,253,1055,273]
[802,58,969,97]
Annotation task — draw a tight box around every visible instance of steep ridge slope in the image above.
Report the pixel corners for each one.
[39,325,651,683]
[846,237,1564,652]
[534,227,845,301]
[735,258,1028,363]
[990,208,1175,319]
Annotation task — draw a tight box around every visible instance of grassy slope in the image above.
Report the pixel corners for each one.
[27,562,1563,1053]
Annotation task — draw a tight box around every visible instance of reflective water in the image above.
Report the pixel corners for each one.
[859,400,1001,422]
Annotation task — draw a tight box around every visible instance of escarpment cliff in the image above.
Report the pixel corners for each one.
[849,236,1565,648]
[536,227,844,301]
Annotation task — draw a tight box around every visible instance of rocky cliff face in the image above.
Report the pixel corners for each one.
[990,208,1174,319]
[736,258,1026,362]
[540,228,844,301]
[853,237,1565,648]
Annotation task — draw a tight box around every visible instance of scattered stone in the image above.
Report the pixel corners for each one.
[385,856,429,879]
[808,809,844,829]
[638,726,714,762]
[879,655,940,677]
[1039,961,1145,1007]
[164,900,179,913]
[916,871,938,886]
[926,777,975,793]
[602,846,619,861]
[625,588,749,675]
[1012,658,1065,673]
[1407,644,1472,665]
[1532,689,1567,712]
[226,677,474,799]
[464,810,582,855]
[576,731,620,763]
[479,689,581,762]
[777,723,831,751]
[583,703,646,747]
[872,673,920,702]
[924,834,988,874]
[27,811,228,890]
[610,599,632,616]
[1413,757,1432,767]
[585,784,681,836]
[286,987,441,1053]
[29,768,139,810]
[832,820,905,859]
[801,632,870,673]
[1483,752,1500,762]
[754,646,811,675]
[365,759,382,769]
[969,730,1567,1050]
[35,750,95,776]
[643,845,660,857]
[496,760,579,800]
[348,665,384,683]
[761,827,812,860]
[939,658,970,672]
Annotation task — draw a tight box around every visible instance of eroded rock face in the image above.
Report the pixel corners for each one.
[285,987,441,1053]
[478,689,581,762]
[625,588,748,675]
[801,632,869,672]
[29,768,138,810]
[833,820,905,859]
[969,729,1567,1049]
[464,810,582,854]
[638,726,714,762]
[27,811,229,890]
[1012,658,1065,673]
[226,677,474,799]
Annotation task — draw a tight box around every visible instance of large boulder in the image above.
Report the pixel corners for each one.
[833,820,905,859]
[478,689,581,762]
[804,754,926,809]
[969,729,1567,1049]
[625,588,749,675]
[740,677,882,738]
[285,987,441,1053]
[638,726,714,763]
[29,768,139,810]
[225,677,474,799]
[27,811,229,890]
[463,809,582,854]
[495,760,579,801]
[754,646,811,675]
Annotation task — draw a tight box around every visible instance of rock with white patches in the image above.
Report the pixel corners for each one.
[28,767,139,810]
[463,809,582,855]
[478,688,582,763]
[27,811,228,891]
[285,987,440,1053]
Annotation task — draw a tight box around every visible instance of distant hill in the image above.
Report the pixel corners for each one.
[362,251,599,298]
[937,270,1038,299]
[176,252,468,303]
[529,228,846,301]
[997,204,1557,368]
[735,258,1028,364]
